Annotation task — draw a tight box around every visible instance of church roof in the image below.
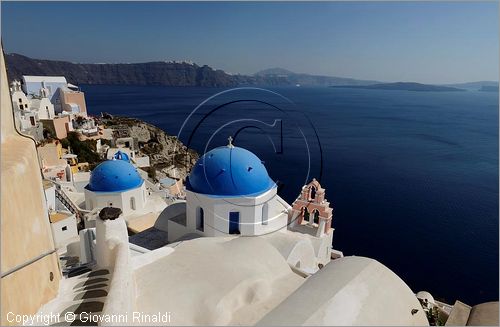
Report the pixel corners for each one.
[22,75,67,84]
[86,159,143,192]
[187,145,275,197]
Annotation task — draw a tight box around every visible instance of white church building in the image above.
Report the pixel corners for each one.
[183,140,289,237]
[84,159,147,216]
[163,138,335,271]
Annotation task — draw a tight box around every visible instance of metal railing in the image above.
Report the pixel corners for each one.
[54,186,91,225]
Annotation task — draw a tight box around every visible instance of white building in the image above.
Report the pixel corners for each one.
[171,143,288,240]
[84,157,147,216]
[10,80,43,138]
[30,96,55,120]
[10,80,29,112]
[22,75,68,100]
[43,180,79,249]
[73,115,98,136]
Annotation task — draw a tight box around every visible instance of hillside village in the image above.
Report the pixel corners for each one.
[9,75,198,238]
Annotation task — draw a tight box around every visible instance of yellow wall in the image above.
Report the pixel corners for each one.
[0,45,61,325]
[70,165,79,174]
[38,141,66,167]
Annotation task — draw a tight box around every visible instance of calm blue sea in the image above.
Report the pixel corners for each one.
[81,85,499,305]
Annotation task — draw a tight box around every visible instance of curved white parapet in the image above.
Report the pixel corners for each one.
[262,230,319,274]
[256,256,430,326]
[94,212,136,325]
[100,242,135,326]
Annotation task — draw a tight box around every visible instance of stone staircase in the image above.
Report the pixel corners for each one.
[37,267,111,326]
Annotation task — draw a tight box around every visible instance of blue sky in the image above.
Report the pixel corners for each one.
[1,1,498,83]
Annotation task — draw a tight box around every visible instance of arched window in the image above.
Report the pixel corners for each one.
[313,210,319,224]
[310,186,316,200]
[302,207,310,224]
[196,207,204,232]
[262,203,269,225]
[130,197,136,210]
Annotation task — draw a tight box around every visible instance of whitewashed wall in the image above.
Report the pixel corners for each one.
[84,184,146,216]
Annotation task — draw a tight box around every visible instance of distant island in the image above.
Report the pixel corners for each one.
[254,67,380,87]
[445,81,499,91]
[330,82,466,92]
[479,85,499,92]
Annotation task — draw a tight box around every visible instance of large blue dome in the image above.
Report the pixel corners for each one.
[86,159,143,192]
[187,146,275,197]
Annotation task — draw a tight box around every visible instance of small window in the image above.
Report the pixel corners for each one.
[19,98,22,103]
[62,226,67,231]
[109,203,113,207]
[262,203,269,225]
[229,212,240,234]
[130,197,136,210]
[196,207,204,232]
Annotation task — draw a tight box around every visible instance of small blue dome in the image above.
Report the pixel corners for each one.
[86,159,143,192]
[187,146,275,197]
[113,150,130,162]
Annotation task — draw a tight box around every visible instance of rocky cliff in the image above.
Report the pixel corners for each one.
[102,115,199,181]
[5,53,379,87]
[5,53,281,87]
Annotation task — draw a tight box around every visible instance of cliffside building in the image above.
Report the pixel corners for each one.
[10,76,94,140]
[9,80,44,140]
